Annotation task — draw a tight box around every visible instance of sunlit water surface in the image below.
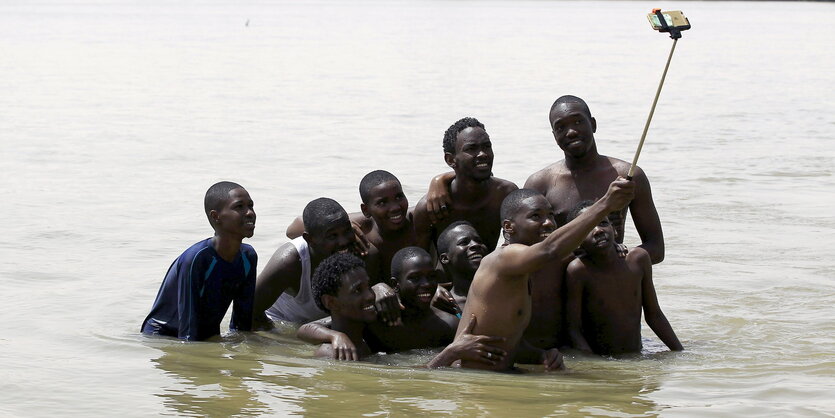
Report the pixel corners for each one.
[2,0,834,416]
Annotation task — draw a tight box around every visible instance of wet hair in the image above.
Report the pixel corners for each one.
[204,181,244,222]
[302,198,349,235]
[436,221,476,254]
[311,253,366,313]
[549,95,592,123]
[358,170,401,204]
[390,246,432,283]
[443,117,485,154]
[566,199,596,224]
[500,189,544,220]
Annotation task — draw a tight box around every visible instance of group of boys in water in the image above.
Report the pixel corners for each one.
[141,95,683,372]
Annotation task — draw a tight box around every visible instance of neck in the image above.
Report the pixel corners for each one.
[401,303,430,321]
[211,234,242,262]
[450,174,491,200]
[330,315,367,344]
[374,218,410,242]
[585,245,619,265]
[451,271,474,296]
[564,143,600,171]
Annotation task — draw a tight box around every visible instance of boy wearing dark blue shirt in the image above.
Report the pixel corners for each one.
[142,181,257,341]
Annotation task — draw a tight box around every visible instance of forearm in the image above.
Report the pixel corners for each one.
[541,199,613,261]
[646,313,683,351]
[568,329,592,353]
[513,339,543,364]
[426,344,461,368]
[637,240,665,264]
[297,322,342,345]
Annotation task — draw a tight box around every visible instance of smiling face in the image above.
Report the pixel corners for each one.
[549,102,597,159]
[446,127,494,181]
[504,195,556,246]
[439,224,487,276]
[394,253,440,311]
[306,213,354,256]
[212,188,256,239]
[361,180,409,232]
[330,268,377,323]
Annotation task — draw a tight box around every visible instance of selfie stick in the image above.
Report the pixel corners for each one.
[627,9,690,180]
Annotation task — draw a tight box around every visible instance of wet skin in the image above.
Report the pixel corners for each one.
[438,224,488,304]
[413,127,518,252]
[366,254,458,352]
[525,101,665,264]
[565,214,682,355]
[252,213,355,328]
[316,268,377,359]
[455,179,635,371]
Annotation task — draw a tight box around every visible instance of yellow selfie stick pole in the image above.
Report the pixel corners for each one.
[627,9,689,180]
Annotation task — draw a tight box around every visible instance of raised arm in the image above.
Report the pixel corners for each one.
[286,212,373,239]
[565,262,592,353]
[637,250,682,351]
[497,178,635,276]
[425,171,456,223]
[627,166,665,264]
[252,243,303,330]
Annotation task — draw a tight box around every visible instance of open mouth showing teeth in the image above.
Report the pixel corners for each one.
[468,254,483,260]
[389,214,403,222]
[363,304,375,312]
[417,292,432,299]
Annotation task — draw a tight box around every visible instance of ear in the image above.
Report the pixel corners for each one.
[302,231,312,245]
[439,253,450,265]
[209,209,220,225]
[444,152,456,169]
[360,203,371,218]
[502,219,514,236]
[322,294,338,313]
[389,276,399,292]
[590,116,597,133]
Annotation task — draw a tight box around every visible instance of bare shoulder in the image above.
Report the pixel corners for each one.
[525,162,569,189]
[565,257,589,280]
[603,155,649,179]
[259,241,303,279]
[626,246,652,268]
[490,177,519,195]
[430,306,460,329]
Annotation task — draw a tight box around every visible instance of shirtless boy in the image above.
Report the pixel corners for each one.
[413,117,518,252]
[436,221,488,307]
[142,181,257,341]
[525,95,665,264]
[565,201,682,355]
[307,252,508,367]
[454,180,634,371]
[252,198,355,329]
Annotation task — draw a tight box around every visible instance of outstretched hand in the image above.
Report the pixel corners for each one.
[371,283,404,326]
[450,314,507,366]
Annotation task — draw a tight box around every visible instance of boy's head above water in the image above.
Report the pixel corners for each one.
[390,246,439,310]
[203,181,255,238]
[443,117,494,182]
[359,170,408,232]
[302,197,353,255]
[312,253,376,322]
[500,189,556,246]
[568,200,615,256]
[437,221,487,275]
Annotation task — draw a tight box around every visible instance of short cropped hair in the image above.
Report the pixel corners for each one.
[443,117,485,154]
[390,246,432,282]
[566,200,596,224]
[358,170,400,204]
[500,189,544,220]
[311,253,366,313]
[549,95,592,121]
[437,220,476,253]
[302,198,349,235]
[204,181,244,221]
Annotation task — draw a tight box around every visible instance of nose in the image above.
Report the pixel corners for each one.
[543,216,555,229]
[469,240,485,251]
[246,207,256,218]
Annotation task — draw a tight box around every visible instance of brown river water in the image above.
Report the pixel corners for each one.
[2,0,834,416]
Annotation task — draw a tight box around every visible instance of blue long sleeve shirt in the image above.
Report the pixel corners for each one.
[141,238,257,341]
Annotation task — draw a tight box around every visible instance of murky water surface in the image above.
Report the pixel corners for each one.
[2,1,834,416]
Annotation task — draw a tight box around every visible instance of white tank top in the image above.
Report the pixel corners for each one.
[265,237,328,323]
